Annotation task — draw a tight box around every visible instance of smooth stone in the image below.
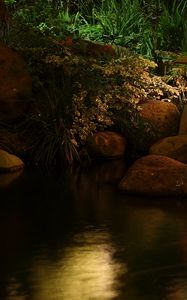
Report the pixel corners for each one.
[139,100,180,138]
[119,155,187,196]
[150,135,187,163]
[87,131,126,159]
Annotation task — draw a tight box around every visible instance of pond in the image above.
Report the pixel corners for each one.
[0,160,187,300]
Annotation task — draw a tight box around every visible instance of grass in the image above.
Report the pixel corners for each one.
[13,68,80,167]
[5,0,186,57]
[156,0,187,52]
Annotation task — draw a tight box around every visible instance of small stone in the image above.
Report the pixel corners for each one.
[87,131,126,159]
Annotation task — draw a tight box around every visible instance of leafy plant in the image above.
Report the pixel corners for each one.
[5,0,16,5]
[16,116,79,166]
[156,0,187,52]
[73,0,154,57]
[6,0,187,57]
[94,0,147,47]
[78,23,103,41]
[56,8,82,37]
[14,65,79,166]
[112,105,158,157]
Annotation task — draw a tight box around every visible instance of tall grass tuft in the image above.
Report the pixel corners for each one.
[15,69,80,167]
[156,0,187,52]
[94,0,147,46]
[75,0,154,57]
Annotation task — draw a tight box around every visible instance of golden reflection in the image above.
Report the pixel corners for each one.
[27,230,126,300]
[128,207,167,247]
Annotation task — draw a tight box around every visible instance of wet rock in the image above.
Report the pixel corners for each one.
[0,43,32,121]
[139,100,180,138]
[119,155,187,196]
[179,105,187,135]
[87,131,126,159]
[0,149,24,172]
[150,135,187,163]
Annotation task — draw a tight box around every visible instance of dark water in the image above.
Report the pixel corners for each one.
[1,160,187,300]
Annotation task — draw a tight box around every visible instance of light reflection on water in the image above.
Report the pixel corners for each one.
[26,230,125,300]
[1,162,187,300]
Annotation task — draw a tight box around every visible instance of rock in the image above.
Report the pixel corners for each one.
[0,149,24,172]
[139,100,180,138]
[0,43,32,121]
[87,131,126,159]
[119,155,187,196]
[150,135,187,163]
[179,105,187,135]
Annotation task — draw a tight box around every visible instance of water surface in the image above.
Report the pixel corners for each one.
[0,161,187,300]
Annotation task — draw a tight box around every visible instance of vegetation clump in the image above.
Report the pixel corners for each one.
[0,0,186,165]
[13,39,185,163]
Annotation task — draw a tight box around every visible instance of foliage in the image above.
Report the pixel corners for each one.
[3,0,187,58]
[4,46,80,166]
[35,42,181,150]
[156,0,187,52]
[14,116,79,166]
[12,69,80,166]
[1,0,186,163]
[5,0,16,5]
[112,105,157,157]
[94,0,146,45]
[0,39,185,165]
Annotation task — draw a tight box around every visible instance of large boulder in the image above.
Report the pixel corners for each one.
[178,105,187,135]
[0,149,24,172]
[150,135,187,163]
[119,155,187,196]
[87,131,126,159]
[139,100,180,139]
[0,43,32,121]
